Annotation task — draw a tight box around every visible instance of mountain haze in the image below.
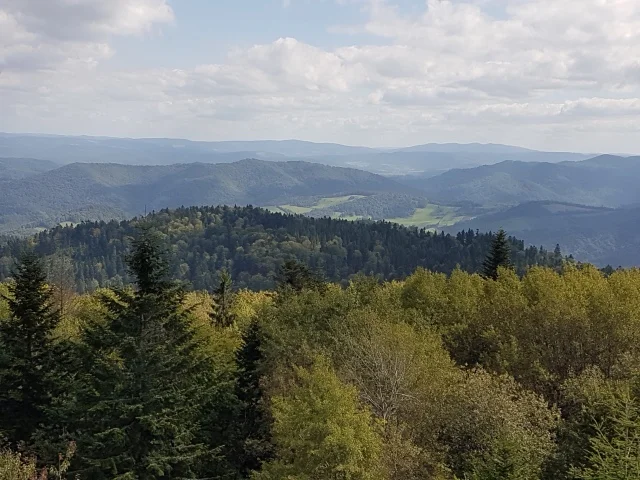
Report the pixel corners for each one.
[450,201,640,267]
[0,133,592,175]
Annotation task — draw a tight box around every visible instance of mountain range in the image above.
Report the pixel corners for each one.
[0,133,592,175]
[4,132,640,267]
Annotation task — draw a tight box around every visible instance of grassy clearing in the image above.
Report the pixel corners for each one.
[388,204,467,228]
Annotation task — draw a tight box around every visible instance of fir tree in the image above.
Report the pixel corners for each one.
[482,229,513,280]
[232,319,273,477]
[0,252,60,446]
[211,269,235,328]
[64,230,213,479]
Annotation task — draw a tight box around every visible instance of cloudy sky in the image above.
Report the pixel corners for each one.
[1,0,639,152]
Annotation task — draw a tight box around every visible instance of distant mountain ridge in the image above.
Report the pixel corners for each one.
[0,133,593,175]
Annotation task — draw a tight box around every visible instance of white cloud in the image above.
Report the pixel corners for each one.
[2,0,640,152]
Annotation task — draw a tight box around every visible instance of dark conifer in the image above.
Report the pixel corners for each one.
[0,252,60,446]
[276,259,325,293]
[64,230,213,479]
[232,319,273,477]
[482,229,513,280]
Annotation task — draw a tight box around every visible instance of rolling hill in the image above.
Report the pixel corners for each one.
[0,205,559,291]
[403,156,640,208]
[0,159,413,234]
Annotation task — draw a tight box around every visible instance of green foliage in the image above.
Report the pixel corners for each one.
[0,252,60,446]
[4,221,640,480]
[572,384,640,480]
[254,357,384,480]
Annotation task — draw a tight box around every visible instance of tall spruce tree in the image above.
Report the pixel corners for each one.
[0,252,60,446]
[232,319,273,477]
[482,229,514,280]
[64,230,213,479]
[211,269,235,328]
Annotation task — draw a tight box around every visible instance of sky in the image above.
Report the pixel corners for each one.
[1,0,640,152]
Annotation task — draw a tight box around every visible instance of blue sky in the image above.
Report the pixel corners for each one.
[110,0,388,68]
[2,0,640,152]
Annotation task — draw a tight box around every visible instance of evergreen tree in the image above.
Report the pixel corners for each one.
[211,269,235,327]
[63,230,213,479]
[482,229,513,280]
[232,319,273,477]
[276,259,324,294]
[0,252,60,446]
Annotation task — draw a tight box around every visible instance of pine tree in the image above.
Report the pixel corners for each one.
[482,229,513,280]
[63,230,213,479]
[232,319,273,477]
[211,269,235,327]
[0,252,60,446]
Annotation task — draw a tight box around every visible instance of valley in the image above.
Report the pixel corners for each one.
[2,133,640,268]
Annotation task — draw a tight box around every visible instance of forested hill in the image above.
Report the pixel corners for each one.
[0,206,560,292]
[0,159,411,234]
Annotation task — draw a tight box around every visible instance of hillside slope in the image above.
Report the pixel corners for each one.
[0,159,411,233]
[405,156,640,207]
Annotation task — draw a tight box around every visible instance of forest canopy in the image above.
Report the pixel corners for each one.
[0,206,562,292]
[0,219,637,479]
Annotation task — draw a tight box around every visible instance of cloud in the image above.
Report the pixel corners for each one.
[0,0,173,70]
[2,0,640,152]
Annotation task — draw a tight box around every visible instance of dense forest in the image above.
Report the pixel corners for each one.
[0,227,638,479]
[0,206,563,292]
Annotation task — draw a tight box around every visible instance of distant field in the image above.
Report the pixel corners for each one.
[389,204,467,227]
[265,196,468,229]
